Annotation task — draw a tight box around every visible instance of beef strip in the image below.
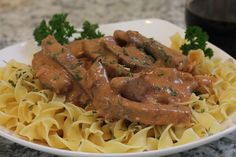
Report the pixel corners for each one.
[110,67,198,105]
[68,36,130,78]
[102,60,130,78]
[41,35,87,82]
[114,30,190,71]
[32,51,89,107]
[104,37,154,71]
[65,40,84,58]
[41,35,91,106]
[87,60,192,126]
[83,38,105,60]
[34,30,214,126]
[32,51,72,94]
[66,79,90,108]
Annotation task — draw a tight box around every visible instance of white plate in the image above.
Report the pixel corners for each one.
[0,19,235,157]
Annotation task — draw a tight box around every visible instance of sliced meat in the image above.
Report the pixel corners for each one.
[83,38,105,60]
[32,51,72,94]
[34,30,215,126]
[110,67,198,104]
[104,38,153,71]
[32,51,90,108]
[78,36,130,78]
[87,61,192,126]
[41,35,87,82]
[66,80,90,108]
[102,60,130,78]
[65,40,84,58]
[41,35,92,105]
[117,97,191,126]
[114,30,190,71]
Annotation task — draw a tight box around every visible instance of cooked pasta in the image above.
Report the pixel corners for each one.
[0,33,236,153]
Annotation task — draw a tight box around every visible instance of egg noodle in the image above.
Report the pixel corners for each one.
[0,34,235,153]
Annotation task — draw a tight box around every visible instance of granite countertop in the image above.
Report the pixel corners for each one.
[0,0,236,157]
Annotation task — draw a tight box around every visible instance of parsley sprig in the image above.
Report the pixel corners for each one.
[33,13,76,45]
[33,13,104,45]
[180,26,213,58]
[77,21,104,40]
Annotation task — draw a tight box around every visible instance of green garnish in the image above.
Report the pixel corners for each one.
[77,21,104,40]
[33,13,104,45]
[201,109,205,113]
[157,72,164,77]
[180,26,213,58]
[169,88,177,96]
[193,90,202,96]
[74,74,82,80]
[33,13,76,45]
[164,86,177,96]
[28,105,34,111]
[8,80,16,87]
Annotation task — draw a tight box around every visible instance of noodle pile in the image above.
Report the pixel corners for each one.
[0,34,235,153]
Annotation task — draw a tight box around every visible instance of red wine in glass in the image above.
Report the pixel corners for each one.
[185,0,236,58]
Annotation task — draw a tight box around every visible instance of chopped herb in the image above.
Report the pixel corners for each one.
[117,99,122,106]
[16,71,27,79]
[69,63,80,70]
[28,105,34,111]
[51,52,60,58]
[116,69,123,76]
[120,127,128,131]
[169,88,177,96]
[159,50,171,64]
[109,60,117,64]
[11,66,17,69]
[74,74,82,81]
[53,75,60,80]
[201,109,205,113]
[193,90,202,96]
[47,40,53,45]
[16,73,22,79]
[180,26,213,58]
[84,99,91,106]
[32,88,38,92]
[157,72,164,77]
[77,21,104,40]
[43,92,49,98]
[77,60,83,66]
[123,48,129,56]
[154,86,161,92]
[128,72,134,77]
[102,62,109,67]
[8,80,16,87]
[140,60,147,65]
[164,87,177,96]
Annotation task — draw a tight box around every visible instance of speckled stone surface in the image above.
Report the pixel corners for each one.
[0,0,236,157]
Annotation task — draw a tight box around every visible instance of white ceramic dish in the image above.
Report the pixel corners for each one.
[0,19,235,157]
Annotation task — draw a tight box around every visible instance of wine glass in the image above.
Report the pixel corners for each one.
[185,0,236,57]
